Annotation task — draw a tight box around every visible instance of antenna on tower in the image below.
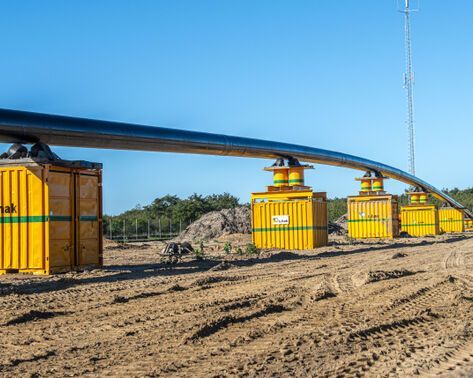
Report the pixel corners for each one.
[398,0,419,176]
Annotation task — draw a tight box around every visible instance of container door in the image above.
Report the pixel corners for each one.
[48,171,74,269]
[75,172,101,267]
[312,198,328,247]
[0,167,48,271]
[392,200,400,237]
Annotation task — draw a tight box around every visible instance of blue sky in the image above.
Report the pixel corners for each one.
[0,0,471,215]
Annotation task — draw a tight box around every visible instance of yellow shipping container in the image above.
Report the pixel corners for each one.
[400,205,439,237]
[251,190,327,250]
[439,208,464,233]
[465,219,473,232]
[347,195,399,239]
[0,160,102,275]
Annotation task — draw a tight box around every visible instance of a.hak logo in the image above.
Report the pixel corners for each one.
[0,203,17,214]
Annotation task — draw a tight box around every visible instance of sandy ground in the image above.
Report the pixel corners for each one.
[1,234,473,377]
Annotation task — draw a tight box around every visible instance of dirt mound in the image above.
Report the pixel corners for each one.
[307,287,337,302]
[176,207,251,241]
[209,261,236,271]
[392,252,407,259]
[103,239,122,249]
[105,243,134,251]
[105,242,150,251]
[365,269,417,283]
[6,310,68,326]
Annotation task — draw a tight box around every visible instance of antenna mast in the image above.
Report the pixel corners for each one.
[400,0,417,176]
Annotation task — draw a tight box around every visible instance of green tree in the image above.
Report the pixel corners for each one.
[327,197,347,221]
[105,192,241,239]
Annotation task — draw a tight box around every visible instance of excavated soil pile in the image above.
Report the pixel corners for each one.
[176,206,251,241]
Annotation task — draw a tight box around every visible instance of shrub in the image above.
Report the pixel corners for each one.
[246,243,260,257]
[194,248,205,261]
[223,242,232,255]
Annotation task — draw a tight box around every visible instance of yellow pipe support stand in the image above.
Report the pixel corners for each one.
[419,193,428,204]
[372,178,384,192]
[360,179,372,193]
[273,168,289,187]
[289,167,305,186]
[410,194,420,204]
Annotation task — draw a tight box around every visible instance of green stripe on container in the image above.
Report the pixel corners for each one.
[0,215,93,223]
[50,216,72,222]
[252,226,327,232]
[0,215,48,224]
[402,223,437,227]
[347,219,391,223]
[439,220,463,223]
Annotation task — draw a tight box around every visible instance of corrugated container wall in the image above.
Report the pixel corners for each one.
[251,191,328,250]
[400,205,439,237]
[439,208,464,233]
[465,219,473,232]
[0,162,102,274]
[347,195,399,239]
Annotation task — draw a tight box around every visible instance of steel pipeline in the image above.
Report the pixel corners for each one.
[0,108,470,219]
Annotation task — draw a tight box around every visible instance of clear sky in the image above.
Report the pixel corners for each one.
[0,0,471,215]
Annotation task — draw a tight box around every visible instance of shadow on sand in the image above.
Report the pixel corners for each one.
[0,235,468,296]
